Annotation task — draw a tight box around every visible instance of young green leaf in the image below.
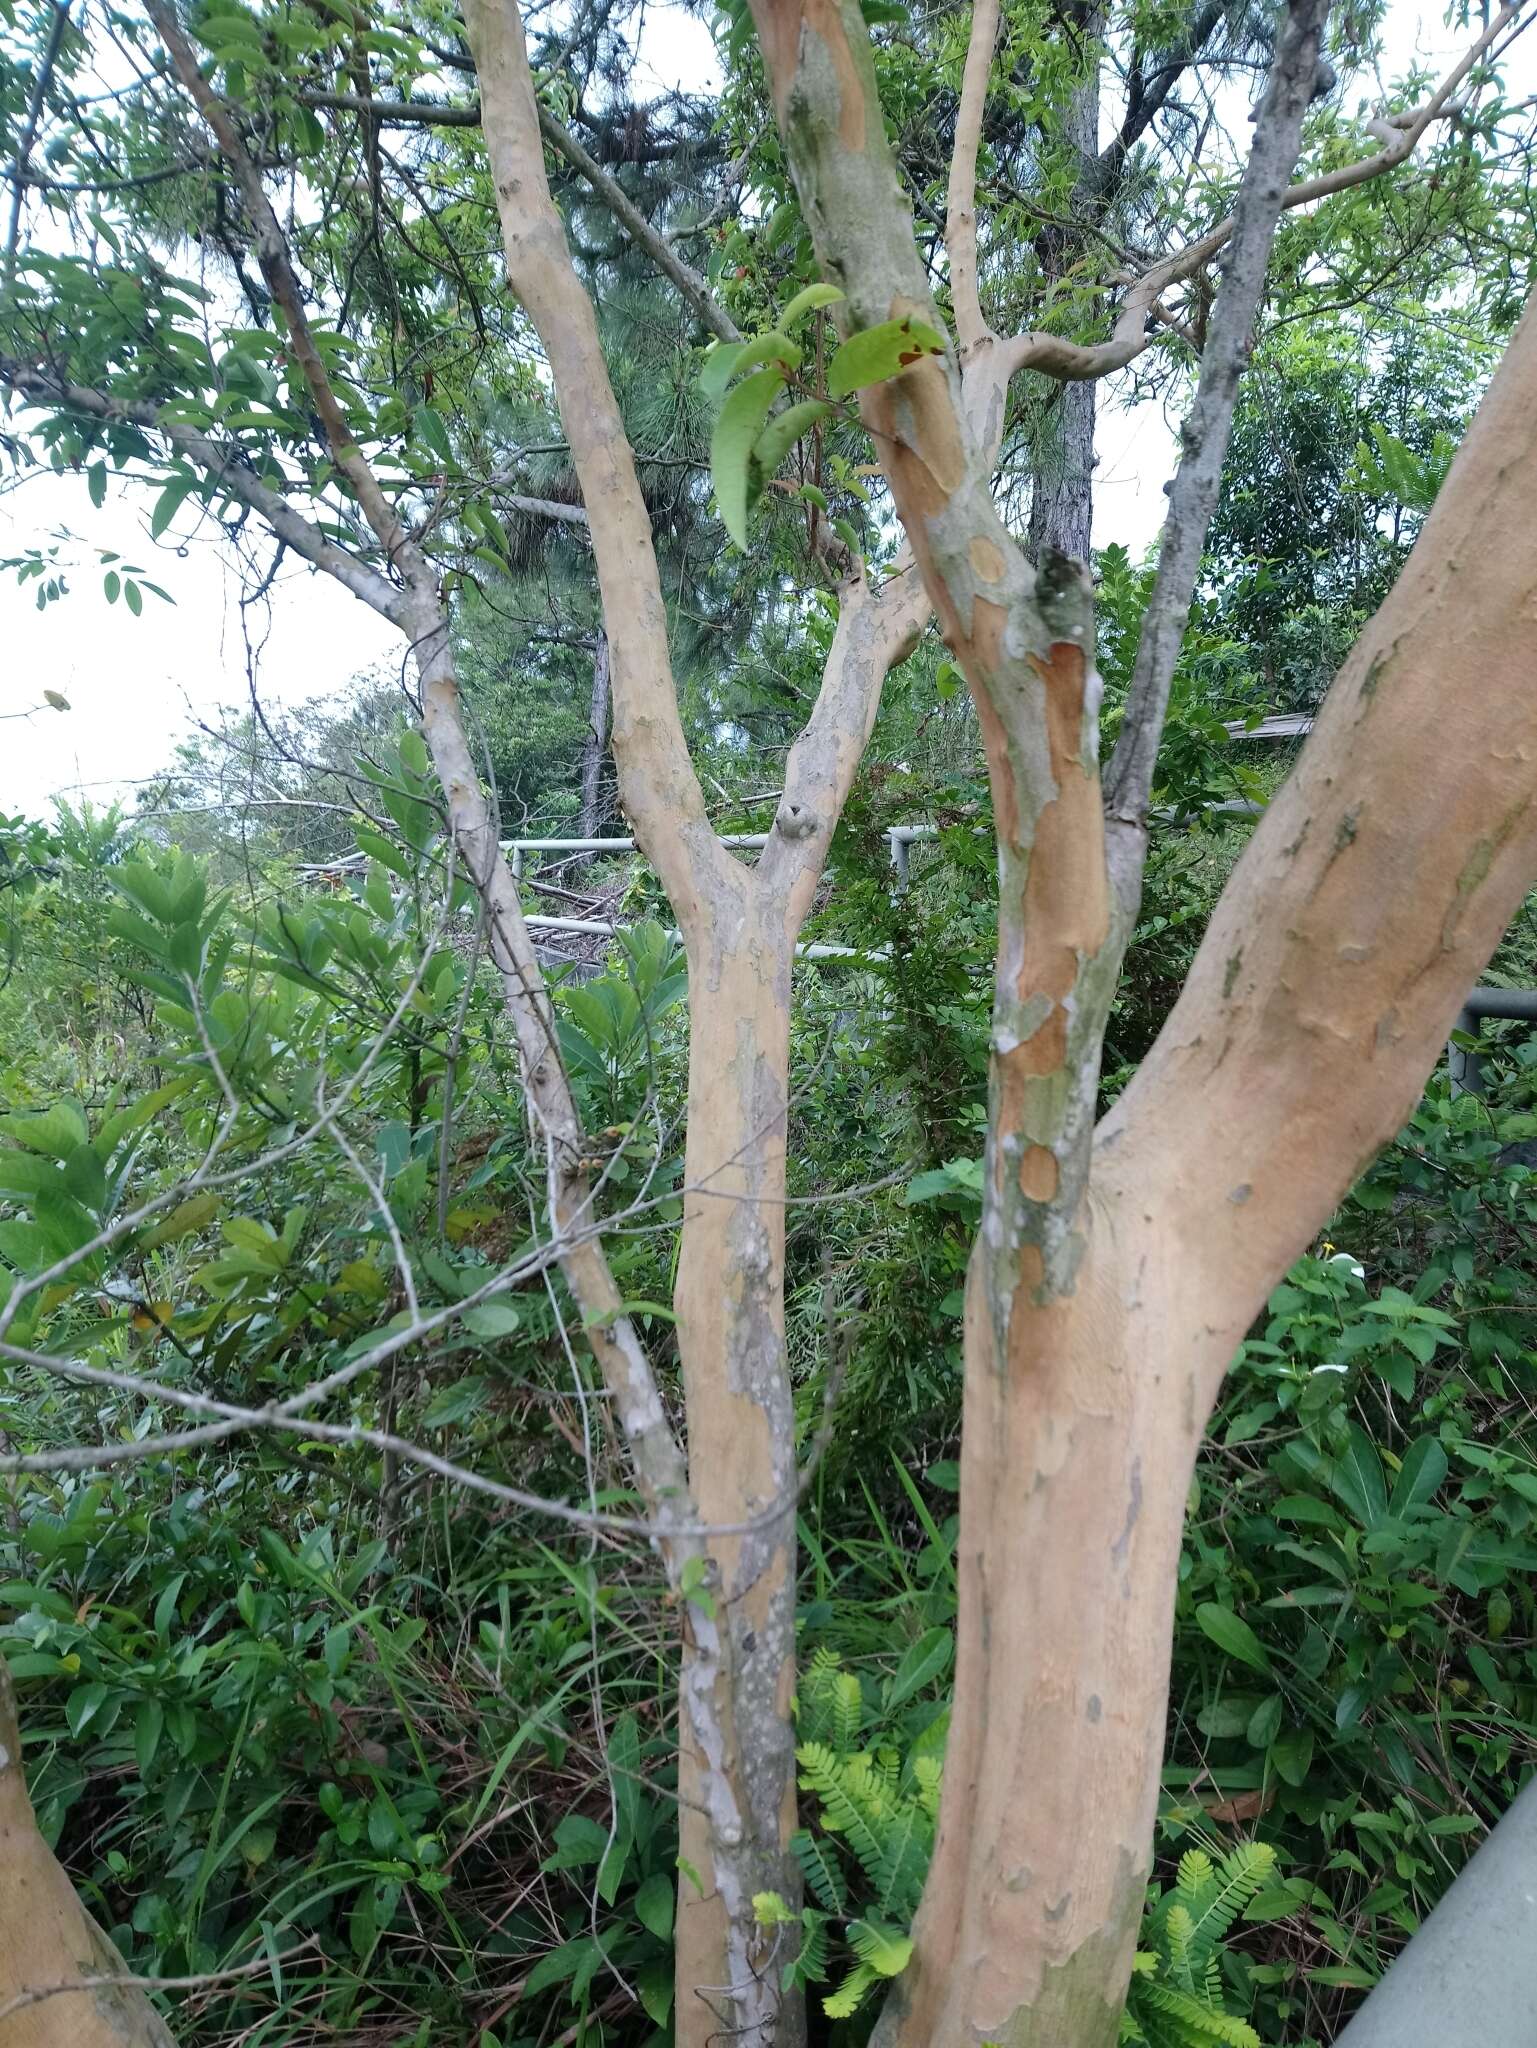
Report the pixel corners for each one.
[753,399,832,480]
[780,281,845,330]
[711,368,784,548]
[827,316,947,399]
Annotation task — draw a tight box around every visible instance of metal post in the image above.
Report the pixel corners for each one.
[1331,1778,1537,2048]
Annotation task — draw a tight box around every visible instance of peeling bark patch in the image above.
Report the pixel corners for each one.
[1003,642,1110,1047]
[1018,1144,1059,1202]
[970,534,1006,582]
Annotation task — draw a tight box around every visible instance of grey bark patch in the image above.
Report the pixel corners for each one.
[1110,1458,1143,1565]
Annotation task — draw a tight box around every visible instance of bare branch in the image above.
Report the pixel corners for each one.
[946,0,1000,355]
[0,1943,322,2032]
[3,0,73,295]
[536,104,741,344]
[993,0,1527,387]
[1101,0,1332,910]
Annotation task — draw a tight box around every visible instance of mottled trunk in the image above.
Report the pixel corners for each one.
[872,1215,1199,2048]
[672,915,804,2048]
[577,626,610,842]
[0,1666,176,2047]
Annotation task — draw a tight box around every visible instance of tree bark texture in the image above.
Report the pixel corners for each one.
[465,9,930,2037]
[577,626,611,843]
[881,289,1537,2048]
[1026,5,1103,565]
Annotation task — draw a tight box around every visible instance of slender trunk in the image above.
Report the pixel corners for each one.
[1028,379,1096,560]
[577,627,610,843]
[673,911,804,2048]
[0,1665,176,2047]
[1028,12,1103,564]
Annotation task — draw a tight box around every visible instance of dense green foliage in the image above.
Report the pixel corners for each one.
[5,756,1537,2043]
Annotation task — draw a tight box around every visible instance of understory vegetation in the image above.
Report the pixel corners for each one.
[4,733,1537,2047]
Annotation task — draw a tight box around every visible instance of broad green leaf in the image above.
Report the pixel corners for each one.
[884,1626,953,1711]
[0,1101,89,1160]
[1195,1603,1271,1674]
[422,1375,489,1427]
[635,1871,675,1941]
[1388,1436,1448,1516]
[152,474,198,538]
[462,1300,521,1339]
[66,1680,110,1736]
[780,281,844,330]
[1246,1694,1282,1749]
[753,399,832,479]
[827,316,947,399]
[710,368,784,548]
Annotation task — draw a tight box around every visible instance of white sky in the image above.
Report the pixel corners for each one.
[0,0,1527,814]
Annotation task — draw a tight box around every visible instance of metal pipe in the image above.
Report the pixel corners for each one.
[1446,988,1537,1097]
[1331,1779,1537,2048]
[521,913,885,962]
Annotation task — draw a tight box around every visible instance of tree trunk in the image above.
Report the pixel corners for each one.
[1027,7,1102,564]
[577,626,610,842]
[672,914,804,2048]
[876,293,1537,2047]
[0,1666,177,2047]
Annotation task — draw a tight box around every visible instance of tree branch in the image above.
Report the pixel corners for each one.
[3,0,73,295]
[993,0,1525,387]
[294,86,740,341]
[536,103,741,343]
[946,0,1000,354]
[1101,0,1331,913]
[141,0,693,1540]
[0,357,404,620]
[464,0,730,933]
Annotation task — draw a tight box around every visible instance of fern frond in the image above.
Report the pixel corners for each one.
[1182,1844,1276,1955]
[848,1916,913,1978]
[875,1800,934,1919]
[1138,1982,1261,2048]
[790,1825,847,1915]
[823,1962,878,2020]
[830,1668,864,1752]
[910,1752,944,1818]
[782,1908,831,1991]
[1164,1904,1197,1992]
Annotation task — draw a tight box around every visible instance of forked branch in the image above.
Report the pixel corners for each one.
[992,0,1527,387]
